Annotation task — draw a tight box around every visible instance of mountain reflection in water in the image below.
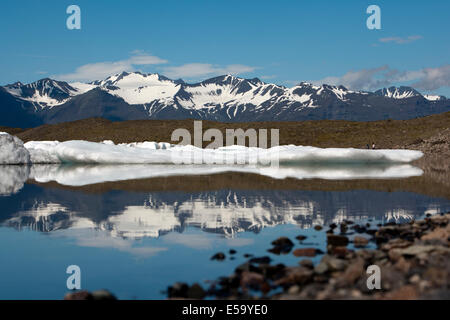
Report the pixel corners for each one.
[0,164,447,239]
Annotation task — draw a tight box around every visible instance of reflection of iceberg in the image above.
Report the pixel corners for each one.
[29,163,423,187]
[0,165,30,195]
[24,140,423,164]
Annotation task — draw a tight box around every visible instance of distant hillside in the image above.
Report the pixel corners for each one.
[2,112,447,156]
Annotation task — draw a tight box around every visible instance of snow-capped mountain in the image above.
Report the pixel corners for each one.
[4,78,80,108]
[1,72,449,127]
[374,86,422,99]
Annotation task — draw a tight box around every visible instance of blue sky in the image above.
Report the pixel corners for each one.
[1,0,449,95]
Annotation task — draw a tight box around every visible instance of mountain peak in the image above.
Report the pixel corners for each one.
[375,86,421,99]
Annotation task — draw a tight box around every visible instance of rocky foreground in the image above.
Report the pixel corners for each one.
[167,213,450,300]
[63,213,449,301]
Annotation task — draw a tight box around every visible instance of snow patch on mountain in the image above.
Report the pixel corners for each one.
[4,79,80,108]
[375,86,421,99]
[89,72,181,105]
[424,94,445,101]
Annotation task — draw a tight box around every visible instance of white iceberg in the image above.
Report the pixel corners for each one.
[0,132,30,164]
[23,140,423,165]
[24,140,60,164]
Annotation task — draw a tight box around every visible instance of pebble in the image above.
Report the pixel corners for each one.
[292,248,318,257]
[272,237,294,247]
[187,283,206,299]
[211,252,226,261]
[327,234,349,246]
[353,236,369,247]
[249,256,272,264]
[299,259,314,269]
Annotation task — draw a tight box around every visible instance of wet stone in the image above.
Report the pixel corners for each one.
[353,236,369,248]
[327,234,349,247]
[249,256,272,265]
[211,252,226,261]
[168,282,189,298]
[187,283,206,299]
[293,248,318,257]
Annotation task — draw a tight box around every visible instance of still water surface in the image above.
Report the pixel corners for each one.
[0,164,448,299]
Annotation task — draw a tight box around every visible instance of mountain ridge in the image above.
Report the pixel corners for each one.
[1,72,449,127]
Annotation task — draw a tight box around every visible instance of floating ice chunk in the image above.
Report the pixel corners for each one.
[120,141,173,150]
[101,140,115,145]
[24,141,61,164]
[0,133,30,164]
[23,140,423,165]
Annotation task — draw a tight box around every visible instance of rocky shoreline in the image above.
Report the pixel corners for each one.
[166,213,450,300]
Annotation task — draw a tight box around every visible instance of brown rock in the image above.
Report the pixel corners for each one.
[330,246,352,258]
[64,291,93,300]
[421,225,449,242]
[293,248,317,257]
[314,262,329,275]
[353,236,369,248]
[339,257,364,285]
[327,234,349,247]
[381,238,412,251]
[240,271,265,291]
[272,237,294,247]
[322,255,348,271]
[91,289,116,300]
[299,259,314,269]
[398,245,436,256]
[388,248,402,262]
[211,252,226,261]
[187,283,206,299]
[394,257,412,273]
[383,285,419,300]
[275,267,313,286]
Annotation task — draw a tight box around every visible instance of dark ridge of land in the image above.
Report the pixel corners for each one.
[0,126,26,135]
[5,111,448,155]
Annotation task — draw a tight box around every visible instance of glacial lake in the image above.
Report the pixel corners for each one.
[0,164,449,299]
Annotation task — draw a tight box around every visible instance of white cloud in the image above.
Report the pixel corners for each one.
[162,63,257,79]
[312,65,450,92]
[53,52,168,82]
[54,52,256,82]
[411,65,450,91]
[315,65,391,90]
[379,35,423,44]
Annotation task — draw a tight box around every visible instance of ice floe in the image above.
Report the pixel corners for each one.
[0,132,30,164]
[22,139,423,165]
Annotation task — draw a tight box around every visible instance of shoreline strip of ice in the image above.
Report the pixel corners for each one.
[23,140,424,165]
